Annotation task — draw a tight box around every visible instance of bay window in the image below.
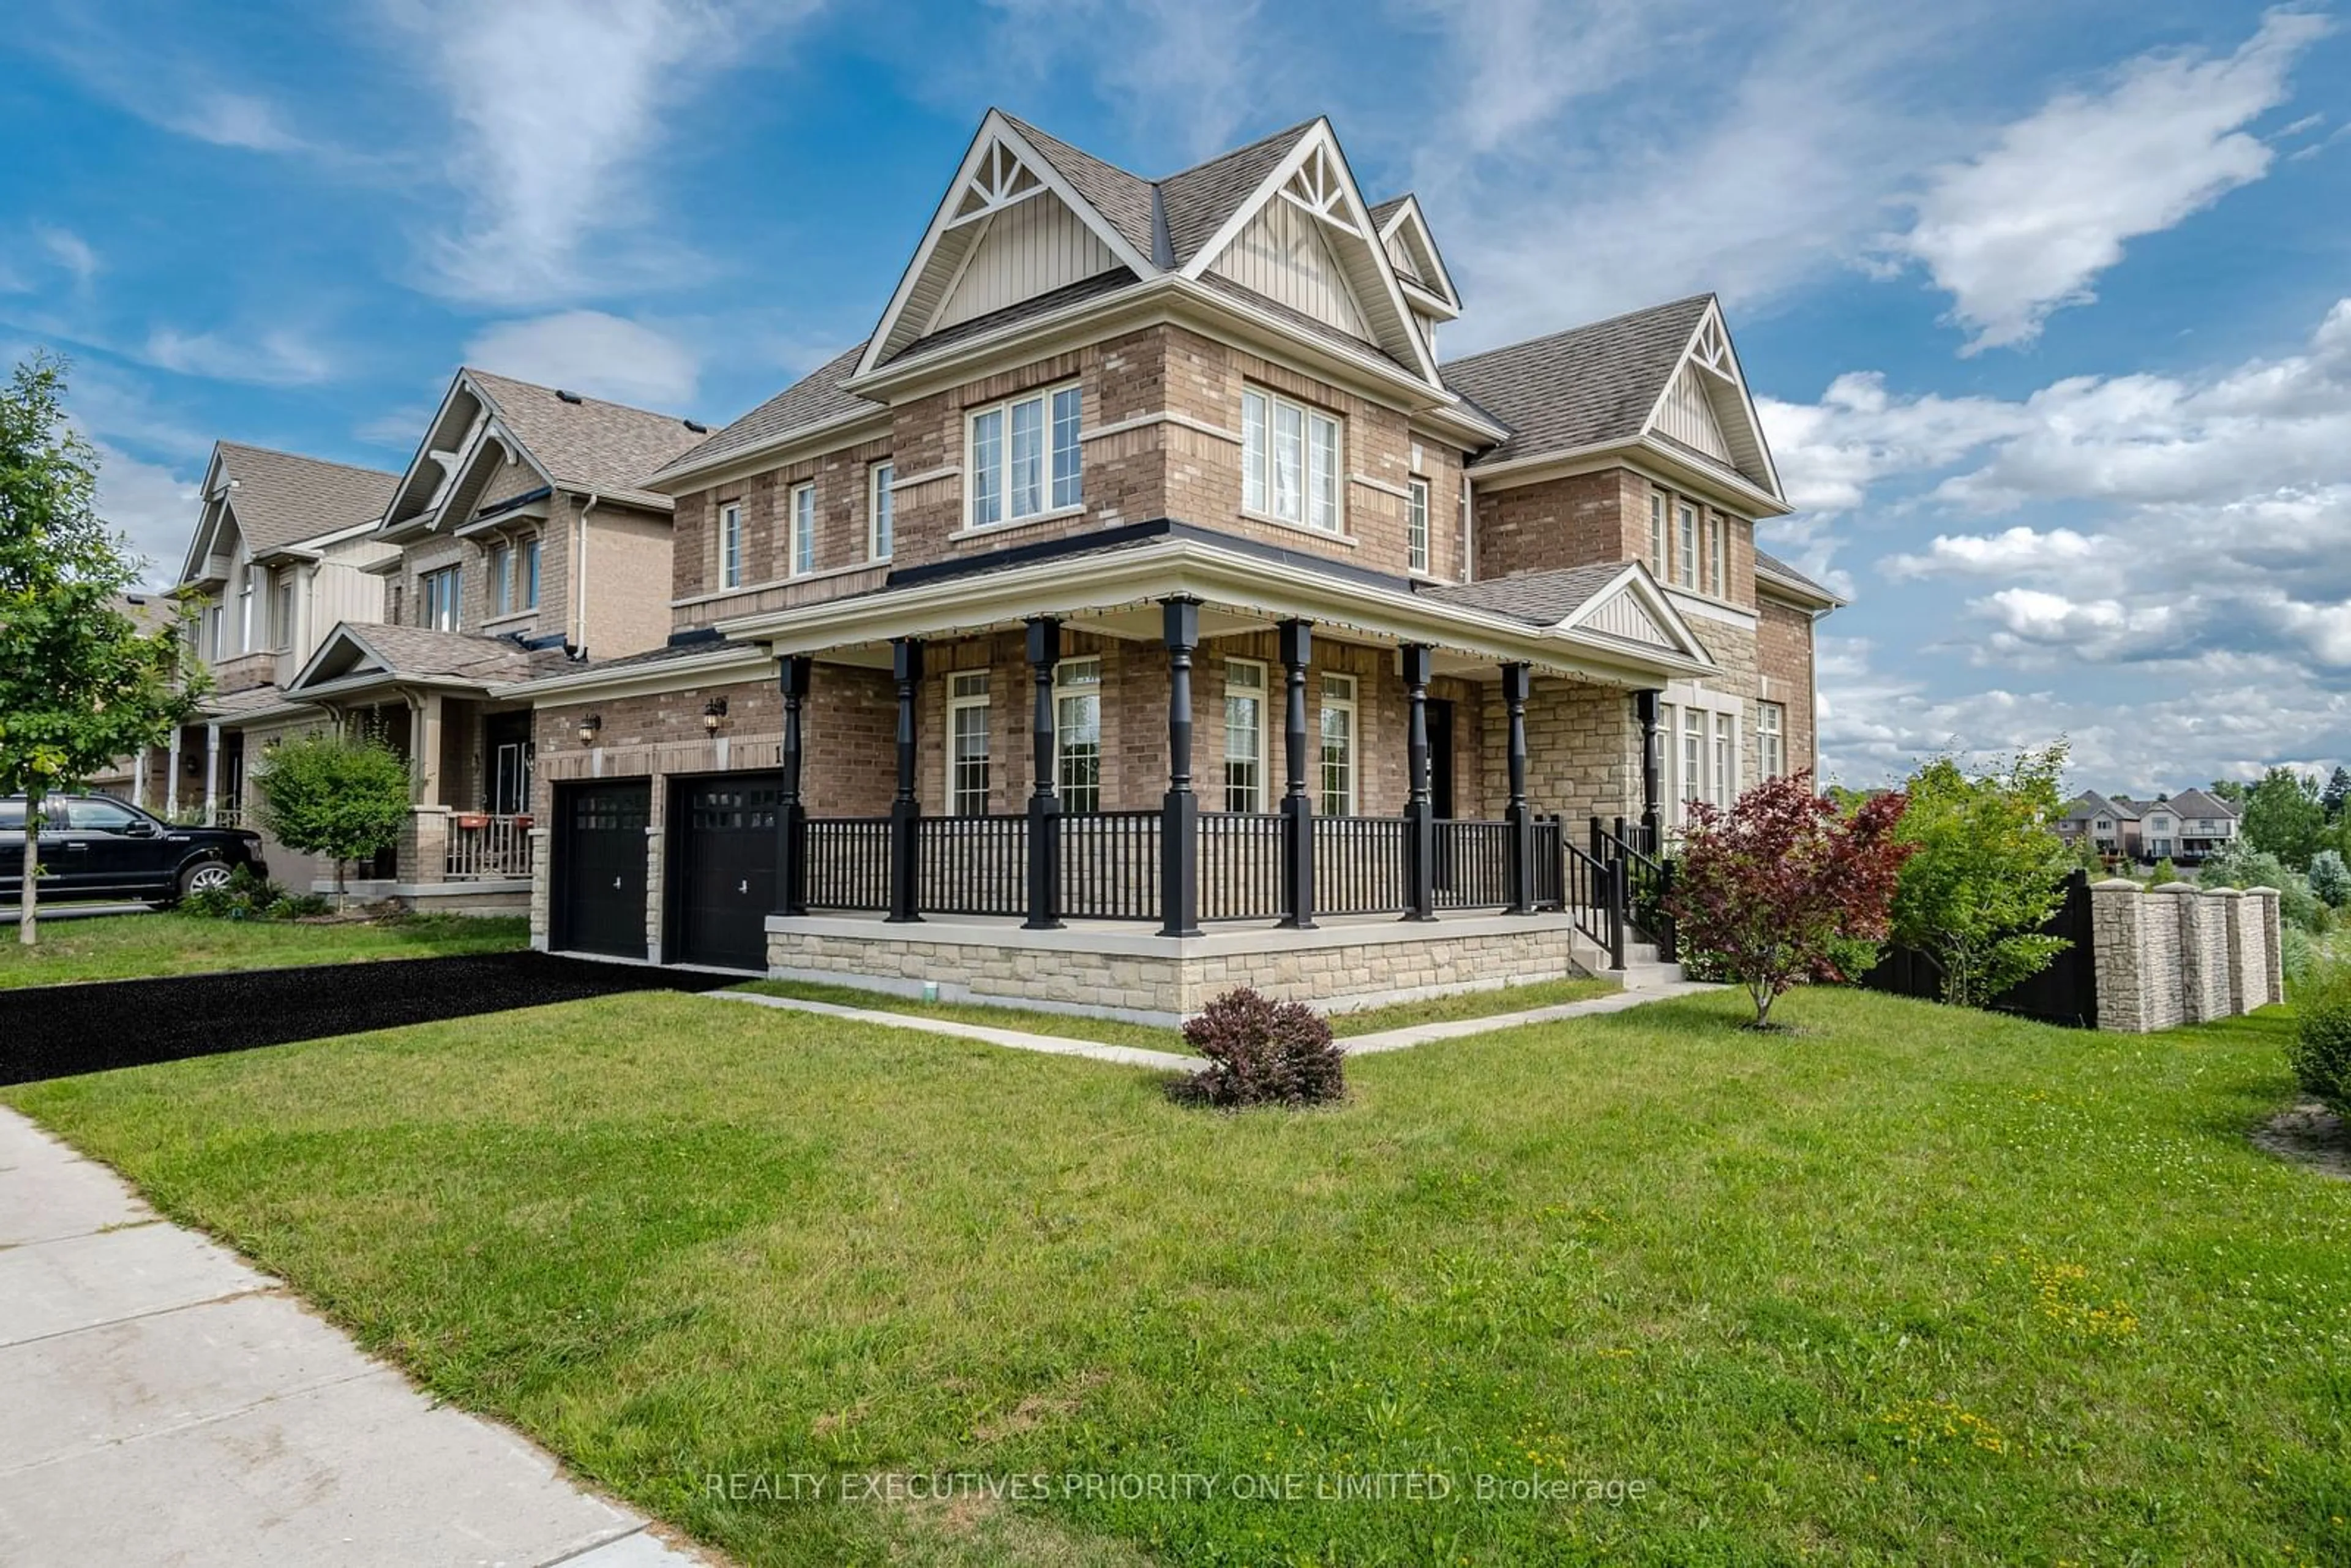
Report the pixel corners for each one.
[969,384,1082,528]
[1242,387,1342,532]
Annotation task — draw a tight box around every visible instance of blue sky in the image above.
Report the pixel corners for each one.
[5,0,2348,790]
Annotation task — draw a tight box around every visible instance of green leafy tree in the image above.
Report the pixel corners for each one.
[2307,849,2350,910]
[252,732,412,907]
[1888,744,2075,1008]
[0,354,204,946]
[2322,766,2351,823]
[2208,779,2249,805]
[2150,856,2179,887]
[2200,845,2327,934]
[2241,767,2327,869]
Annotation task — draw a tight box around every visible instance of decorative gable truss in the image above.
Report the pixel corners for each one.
[1641,300,1782,500]
[1556,564,1715,666]
[859,113,1157,373]
[1373,195,1458,317]
[1183,124,1441,386]
[381,372,550,539]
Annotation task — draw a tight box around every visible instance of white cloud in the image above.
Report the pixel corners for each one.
[167,91,308,153]
[89,440,201,588]
[36,227,99,287]
[1880,525,2105,580]
[1893,9,2330,352]
[144,326,335,386]
[463,310,699,408]
[394,0,807,304]
[1758,373,2031,514]
[1968,587,2183,664]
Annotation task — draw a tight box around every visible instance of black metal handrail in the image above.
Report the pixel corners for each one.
[804,816,891,911]
[1592,815,1675,963]
[1559,834,1627,969]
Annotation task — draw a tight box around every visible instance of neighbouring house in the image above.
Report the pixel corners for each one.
[2060,790,2139,860]
[484,110,1837,1019]
[2162,787,2240,863]
[2058,787,2239,867]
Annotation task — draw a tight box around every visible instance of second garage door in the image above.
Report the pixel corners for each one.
[555,780,650,958]
[671,774,779,972]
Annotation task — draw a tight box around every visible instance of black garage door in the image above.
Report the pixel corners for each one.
[670,774,779,972]
[555,780,650,958]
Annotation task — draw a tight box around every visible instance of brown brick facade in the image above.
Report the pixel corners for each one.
[1757,595,1818,776]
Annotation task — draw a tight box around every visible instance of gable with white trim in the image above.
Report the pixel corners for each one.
[1640,301,1782,498]
[932,183,1123,332]
[1209,189,1371,340]
[1553,565,1714,666]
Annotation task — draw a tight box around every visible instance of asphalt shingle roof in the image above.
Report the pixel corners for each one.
[1440,294,1713,468]
[1415,563,1628,628]
[339,623,555,685]
[650,342,880,486]
[465,370,708,508]
[999,114,1161,261]
[214,443,399,555]
[1157,118,1321,266]
[1754,549,1842,604]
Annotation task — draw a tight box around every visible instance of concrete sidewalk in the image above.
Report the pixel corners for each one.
[0,1107,709,1567]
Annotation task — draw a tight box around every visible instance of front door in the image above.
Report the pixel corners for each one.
[486,712,534,816]
[672,775,779,971]
[555,781,650,958]
[1426,699,1455,818]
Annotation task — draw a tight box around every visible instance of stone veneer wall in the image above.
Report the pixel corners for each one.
[767,914,1603,1026]
[2090,880,2282,1032]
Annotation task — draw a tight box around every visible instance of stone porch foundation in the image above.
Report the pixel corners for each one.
[766,912,1609,1027]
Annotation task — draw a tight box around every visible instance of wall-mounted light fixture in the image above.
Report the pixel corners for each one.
[702,696,729,735]
[577,714,603,746]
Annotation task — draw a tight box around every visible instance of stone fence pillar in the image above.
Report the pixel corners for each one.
[2248,887,2285,1006]
[528,827,552,951]
[2090,879,2149,1033]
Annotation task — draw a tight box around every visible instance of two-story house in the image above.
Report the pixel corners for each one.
[495,110,1833,1019]
[2162,787,2240,863]
[269,368,710,907]
[2061,788,2237,868]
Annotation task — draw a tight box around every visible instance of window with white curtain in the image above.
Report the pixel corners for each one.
[489,544,511,615]
[790,483,816,576]
[421,567,460,632]
[969,384,1082,528]
[1224,659,1268,811]
[948,672,989,815]
[1055,656,1101,813]
[1242,387,1343,532]
[1319,672,1356,816]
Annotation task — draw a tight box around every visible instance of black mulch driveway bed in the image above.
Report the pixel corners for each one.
[0,953,739,1087]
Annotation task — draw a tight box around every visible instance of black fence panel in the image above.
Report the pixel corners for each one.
[1861,870,2098,1027]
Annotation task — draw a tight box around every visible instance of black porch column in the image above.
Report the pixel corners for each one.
[1635,689,1663,855]
[1402,643,1436,921]
[1502,662,1534,915]
[1024,617,1063,930]
[775,655,812,917]
[1277,619,1315,929]
[1159,598,1201,937]
[887,637,924,923]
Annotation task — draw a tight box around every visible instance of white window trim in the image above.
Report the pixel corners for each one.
[1405,477,1430,576]
[1676,501,1699,590]
[522,537,542,609]
[1223,657,1271,812]
[1649,490,1669,580]
[1241,385,1346,535]
[1053,655,1103,812]
[1660,686,1745,828]
[945,669,991,816]
[789,483,816,579]
[1757,700,1785,780]
[868,460,895,562]
[1318,671,1358,817]
[1708,514,1727,598]
[719,502,744,590]
[964,381,1083,532]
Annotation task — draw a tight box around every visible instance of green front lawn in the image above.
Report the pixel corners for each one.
[0,912,530,988]
[8,989,2348,1564]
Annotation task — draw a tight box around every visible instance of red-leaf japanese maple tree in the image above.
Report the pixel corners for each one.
[1666,771,1913,1027]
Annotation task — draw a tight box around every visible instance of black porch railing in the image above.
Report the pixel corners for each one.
[1556,830,1627,967]
[1061,811,1161,921]
[1592,816,1676,964]
[1201,812,1284,922]
[918,815,1027,918]
[1434,819,1513,910]
[804,816,890,911]
[1314,816,1409,916]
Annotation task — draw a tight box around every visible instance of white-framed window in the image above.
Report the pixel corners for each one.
[273,574,295,651]
[790,482,816,577]
[969,383,1082,528]
[1224,658,1269,812]
[1676,501,1699,589]
[948,670,990,816]
[1650,491,1669,580]
[2096,817,2112,831]
[1708,514,1727,598]
[1713,711,1737,808]
[522,538,542,608]
[719,502,743,589]
[1406,477,1430,574]
[421,566,461,632]
[1242,386,1342,532]
[202,602,222,661]
[1319,672,1356,816]
[1681,706,1706,815]
[869,461,894,561]
[1054,656,1101,813]
[489,544,512,616]
[1758,701,1785,779]
[238,580,255,653]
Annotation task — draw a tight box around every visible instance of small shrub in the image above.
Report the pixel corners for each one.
[2202,847,2328,932]
[181,864,318,921]
[2287,972,2351,1118]
[1168,987,1344,1109]
[2281,927,2322,994]
[2307,849,2350,910]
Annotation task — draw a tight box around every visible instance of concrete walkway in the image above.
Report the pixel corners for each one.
[711,978,1720,1070]
[0,1107,709,1567]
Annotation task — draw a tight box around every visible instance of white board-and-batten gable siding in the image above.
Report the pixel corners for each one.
[1209,194,1373,342]
[930,189,1123,333]
[1581,587,1676,648]
[1655,362,1734,464]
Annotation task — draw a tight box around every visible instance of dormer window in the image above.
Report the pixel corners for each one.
[1242,386,1341,533]
[968,384,1081,530]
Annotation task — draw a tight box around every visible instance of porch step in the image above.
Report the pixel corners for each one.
[1619,958,1685,991]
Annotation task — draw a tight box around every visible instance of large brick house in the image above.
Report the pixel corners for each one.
[496,111,1839,1019]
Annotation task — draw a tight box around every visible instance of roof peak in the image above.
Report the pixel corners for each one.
[459,365,692,424]
[1441,293,1717,371]
[216,440,399,480]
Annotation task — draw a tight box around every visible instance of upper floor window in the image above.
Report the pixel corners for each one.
[1649,492,1668,580]
[790,483,817,576]
[237,582,254,653]
[1676,502,1699,590]
[421,566,461,632]
[969,384,1081,529]
[1224,659,1269,812]
[948,670,989,816]
[1758,701,1785,779]
[719,503,744,589]
[273,575,296,651]
[869,462,894,561]
[1319,672,1357,816]
[1406,478,1430,574]
[1055,656,1101,814]
[489,544,512,616]
[1708,515,1727,597]
[522,538,542,609]
[1242,387,1341,533]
